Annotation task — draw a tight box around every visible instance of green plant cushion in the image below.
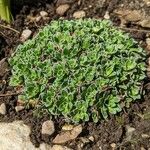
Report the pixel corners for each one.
[9,19,146,122]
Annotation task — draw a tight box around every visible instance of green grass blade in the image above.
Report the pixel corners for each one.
[0,0,12,23]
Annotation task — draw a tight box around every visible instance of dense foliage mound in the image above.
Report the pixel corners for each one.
[9,19,146,123]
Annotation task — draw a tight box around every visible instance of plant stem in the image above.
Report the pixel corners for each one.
[0,0,12,23]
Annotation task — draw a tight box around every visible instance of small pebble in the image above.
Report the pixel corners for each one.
[143,0,150,6]
[0,103,6,115]
[35,16,42,22]
[141,134,149,138]
[78,0,81,5]
[80,137,89,143]
[20,29,32,42]
[89,136,94,142]
[104,11,110,19]
[141,147,146,150]
[73,10,86,19]
[110,143,116,148]
[146,38,150,46]
[40,11,48,17]
[41,120,55,135]
[15,106,24,112]
[56,4,70,16]
[125,125,135,141]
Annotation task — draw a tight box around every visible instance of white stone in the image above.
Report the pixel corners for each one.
[0,103,6,115]
[0,121,36,150]
[39,143,52,150]
[41,120,55,135]
[56,4,70,16]
[73,10,86,19]
[143,0,150,6]
[110,143,116,148]
[20,29,32,42]
[0,121,53,150]
[88,136,94,142]
[141,134,149,138]
[40,11,48,17]
[146,38,150,46]
[15,106,24,112]
[104,11,110,19]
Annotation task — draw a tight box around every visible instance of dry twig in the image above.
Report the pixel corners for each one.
[0,24,20,34]
[0,93,20,97]
[118,27,150,33]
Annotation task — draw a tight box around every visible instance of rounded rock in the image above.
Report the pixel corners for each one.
[110,143,116,148]
[104,11,110,19]
[146,38,150,46]
[40,11,48,17]
[73,10,86,19]
[15,106,24,112]
[20,29,32,42]
[0,103,6,115]
[56,4,70,16]
[36,16,42,22]
[88,136,94,142]
[41,120,55,135]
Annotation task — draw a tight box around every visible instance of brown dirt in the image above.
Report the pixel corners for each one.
[0,0,150,149]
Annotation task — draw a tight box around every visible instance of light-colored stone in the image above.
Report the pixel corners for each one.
[0,103,6,115]
[104,11,110,20]
[53,125,82,144]
[143,0,150,6]
[78,0,81,5]
[125,125,136,141]
[62,124,74,131]
[20,29,32,42]
[40,11,48,17]
[124,10,142,21]
[148,57,150,65]
[0,121,53,150]
[80,137,89,144]
[51,145,72,150]
[39,143,52,150]
[42,120,55,135]
[141,147,146,150]
[89,136,94,142]
[141,134,150,138]
[0,58,9,77]
[110,143,116,148]
[56,4,70,16]
[0,121,35,150]
[73,10,86,19]
[146,38,150,45]
[114,9,143,25]
[146,38,150,51]
[15,106,24,112]
[140,19,150,28]
[36,16,42,22]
